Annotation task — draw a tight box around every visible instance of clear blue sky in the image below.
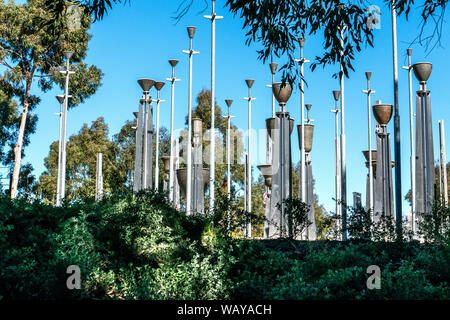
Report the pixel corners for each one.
[7,0,450,214]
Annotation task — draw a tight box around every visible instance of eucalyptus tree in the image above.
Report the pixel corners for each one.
[0,0,102,199]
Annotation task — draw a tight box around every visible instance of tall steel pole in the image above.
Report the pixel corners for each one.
[439,120,448,206]
[167,60,180,203]
[183,26,199,215]
[267,62,278,118]
[95,153,103,201]
[391,0,403,238]
[332,90,342,239]
[153,82,166,190]
[295,38,309,202]
[362,72,376,214]
[244,79,255,238]
[204,0,223,214]
[402,48,415,226]
[224,99,234,233]
[339,27,348,241]
[59,51,74,203]
[55,95,65,206]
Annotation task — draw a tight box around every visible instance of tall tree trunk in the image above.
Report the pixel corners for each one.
[10,87,30,199]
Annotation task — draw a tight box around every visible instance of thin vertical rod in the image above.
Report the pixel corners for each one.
[186,37,195,215]
[167,64,179,203]
[391,0,403,238]
[439,121,443,202]
[339,27,347,241]
[272,73,275,117]
[300,45,306,203]
[247,86,252,238]
[60,56,72,202]
[154,90,161,190]
[142,93,149,189]
[227,106,231,233]
[56,101,63,206]
[442,121,448,206]
[363,75,375,215]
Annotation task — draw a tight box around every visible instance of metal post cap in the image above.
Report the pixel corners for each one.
[332,90,341,101]
[412,62,432,83]
[245,79,255,89]
[269,62,278,75]
[225,99,233,107]
[154,81,165,91]
[272,82,292,103]
[305,104,312,111]
[169,59,179,67]
[407,48,412,56]
[365,72,372,81]
[192,118,203,135]
[133,111,139,118]
[187,26,196,39]
[362,150,377,162]
[299,37,306,48]
[137,79,155,92]
[56,95,65,104]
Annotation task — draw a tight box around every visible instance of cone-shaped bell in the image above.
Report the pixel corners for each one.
[305,104,312,111]
[333,90,341,102]
[225,99,233,108]
[257,164,273,188]
[133,111,139,118]
[269,62,278,75]
[176,168,209,195]
[187,26,196,39]
[365,72,372,81]
[362,150,377,162]
[245,79,255,89]
[272,83,292,103]
[154,81,165,91]
[161,155,171,173]
[138,79,155,92]
[266,117,294,138]
[372,103,393,126]
[297,124,314,153]
[413,62,432,83]
[192,118,202,136]
[64,51,73,60]
[56,95,65,104]
[298,37,306,48]
[169,59,179,67]
[407,48,412,56]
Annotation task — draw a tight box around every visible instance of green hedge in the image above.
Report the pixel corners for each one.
[0,192,449,300]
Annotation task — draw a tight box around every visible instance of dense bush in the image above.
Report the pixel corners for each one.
[0,191,449,300]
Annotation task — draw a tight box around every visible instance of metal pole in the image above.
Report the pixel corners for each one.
[59,52,74,203]
[442,121,448,206]
[332,90,342,239]
[224,99,234,233]
[362,72,376,214]
[267,62,278,117]
[391,0,403,238]
[96,153,103,201]
[402,48,416,228]
[56,95,65,206]
[295,38,309,203]
[204,0,223,215]
[166,60,180,203]
[153,82,166,190]
[183,27,199,215]
[244,80,255,238]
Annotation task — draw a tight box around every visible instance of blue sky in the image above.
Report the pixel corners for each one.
[5,0,450,214]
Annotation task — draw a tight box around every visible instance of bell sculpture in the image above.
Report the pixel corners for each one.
[297,103,317,240]
[258,164,273,238]
[413,62,435,215]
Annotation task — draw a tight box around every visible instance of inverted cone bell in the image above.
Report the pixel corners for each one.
[192,118,202,136]
[64,51,73,60]
[161,155,171,173]
[297,124,314,153]
[272,83,292,103]
[407,48,412,56]
[176,168,210,195]
[245,79,255,89]
[154,81,165,91]
[362,150,377,162]
[225,99,233,107]
[133,111,139,118]
[138,79,155,92]
[413,62,432,83]
[270,62,278,75]
[299,37,306,48]
[365,72,372,81]
[305,104,312,111]
[187,26,196,39]
[266,117,294,137]
[257,164,273,188]
[169,59,179,67]
[56,95,65,104]
[372,103,393,126]
[333,90,341,102]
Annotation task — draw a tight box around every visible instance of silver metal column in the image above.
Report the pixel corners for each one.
[192,118,205,214]
[332,90,342,235]
[438,120,448,206]
[133,101,144,192]
[95,153,103,201]
[224,99,235,233]
[413,62,434,215]
[153,82,166,190]
[362,72,376,214]
[55,95,65,206]
[244,79,255,238]
[182,26,199,215]
[204,0,223,215]
[166,60,180,203]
